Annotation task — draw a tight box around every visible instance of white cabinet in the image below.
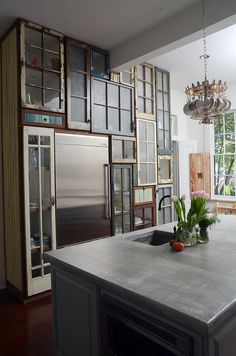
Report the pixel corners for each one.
[23,126,56,296]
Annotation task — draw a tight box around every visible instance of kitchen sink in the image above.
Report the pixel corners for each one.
[125,230,173,246]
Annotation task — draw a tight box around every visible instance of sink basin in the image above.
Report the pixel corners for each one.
[125,230,173,246]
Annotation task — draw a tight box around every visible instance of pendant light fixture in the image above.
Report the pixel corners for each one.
[183,0,231,124]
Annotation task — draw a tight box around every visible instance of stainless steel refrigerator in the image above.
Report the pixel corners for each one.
[55,133,111,247]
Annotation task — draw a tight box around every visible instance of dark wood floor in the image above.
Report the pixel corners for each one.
[0,289,53,356]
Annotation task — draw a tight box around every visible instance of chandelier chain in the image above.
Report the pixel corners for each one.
[202,0,207,80]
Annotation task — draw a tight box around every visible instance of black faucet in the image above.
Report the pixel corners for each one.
[158,195,171,211]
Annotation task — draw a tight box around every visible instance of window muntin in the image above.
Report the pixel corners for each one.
[213,112,236,198]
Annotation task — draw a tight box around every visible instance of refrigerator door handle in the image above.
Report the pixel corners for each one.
[104,164,111,219]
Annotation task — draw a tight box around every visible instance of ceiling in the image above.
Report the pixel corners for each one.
[0,0,200,49]
[150,24,236,91]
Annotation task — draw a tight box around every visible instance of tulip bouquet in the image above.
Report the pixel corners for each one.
[172,191,219,246]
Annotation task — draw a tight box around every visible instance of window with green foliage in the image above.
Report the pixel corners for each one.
[213,112,235,198]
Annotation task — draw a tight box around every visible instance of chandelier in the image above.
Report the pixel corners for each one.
[183,0,231,124]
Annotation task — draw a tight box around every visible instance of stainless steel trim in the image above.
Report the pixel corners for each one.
[104,164,111,219]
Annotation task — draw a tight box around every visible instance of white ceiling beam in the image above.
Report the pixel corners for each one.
[110,0,236,70]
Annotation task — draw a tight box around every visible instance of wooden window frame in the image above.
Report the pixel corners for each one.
[133,185,156,206]
[158,155,173,184]
[111,136,136,163]
[21,108,65,128]
[134,63,156,120]
[66,38,91,130]
[20,20,65,113]
[133,203,156,230]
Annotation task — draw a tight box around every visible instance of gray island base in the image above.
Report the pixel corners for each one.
[45,215,236,356]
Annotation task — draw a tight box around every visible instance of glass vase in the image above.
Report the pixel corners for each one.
[198,227,209,244]
[180,228,197,247]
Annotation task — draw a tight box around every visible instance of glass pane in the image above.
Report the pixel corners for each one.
[26,46,42,67]
[44,33,60,53]
[108,84,119,107]
[136,65,144,79]
[120,111,131,134]
[26,68,42,87]
[138,121,146,141]
[164,112,170,131]
[163,73,168,92]
[214,175,224,195]
[71,72,86,97]
[158,130,164,149]
[43,52,60,71]
[120,88,131,110]
[214,156,224,175]
[158,92,164,110]
[225,113,235,134]
[114,168,122,191]
[165,207,172,223]
[147,143,155,162]
[160,159,171,181]
[158,110,164,129]
[134,209,144,226]
[157,71,163,91]
[113,140,123,160]
[40,136,50,146]
[32,268,42,278]
[144,207,153,223]
[44,265,51,275]
[93,105,106,131]
[214,117,224,135]
[124,141,134,160]
[29,135,38,145]
[164,93,169,111]
[44,90,60,109]
[224,155,235,175]
[121,70,132,85]
[140,164,147,184]
[165,131,171,150]
[114,192,122,214]
[93,80,106,105]
[145,83,152,99]
[71,97,86,122]
[123,214,131,233]
[215,135,224,154]
[26,86,42,106]
[108,108,119,131]
[44,72,60,90]
[31,250,41,269]
[145,99,153,114]
[123,168,130,191]
[114,215,122,234]
[25,27,42,47]
[134,189,142,204]
[123,192,130,213]
[224,176,235,196]
[147,163,155,184]
[41,147,51,250]
[139,142,147,161]
[145,66,152,82]
[225,133,235,153]
[71,46,86,71]
[137,97,144,112]
[143,188,153,202]
[147,121,155,141]
[92,50,106,74]
[158,211,164,225]
[164,187,172,198]
[137,81,144,97]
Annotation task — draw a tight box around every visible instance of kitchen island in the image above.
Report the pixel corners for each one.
[45,215,236,356]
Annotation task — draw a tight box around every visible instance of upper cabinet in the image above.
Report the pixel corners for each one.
[91,77,135,136]
[91,47,109,79]
[156,68,172,154]
[20,21,65,113]
[134,63,156,120]
[66,39,90,130]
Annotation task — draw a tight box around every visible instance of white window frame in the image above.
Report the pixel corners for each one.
[210,110,236,201]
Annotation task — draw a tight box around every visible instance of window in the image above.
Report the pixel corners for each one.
[213,112,236,199]
[135,63,155,120]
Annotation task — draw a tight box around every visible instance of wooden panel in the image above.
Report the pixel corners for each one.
[190,153,211,196]
[1,28,23,291]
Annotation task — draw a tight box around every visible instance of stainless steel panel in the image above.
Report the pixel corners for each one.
[55,134,111,246]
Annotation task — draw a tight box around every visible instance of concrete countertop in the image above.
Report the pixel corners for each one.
[45,214,236,334]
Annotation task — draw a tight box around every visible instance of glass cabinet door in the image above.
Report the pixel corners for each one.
[157,185,174,225]
[20,21,65,113]
[66,39,90,130]
[134,205,156,230]
[24,126,56,296]
[111,165,132,235]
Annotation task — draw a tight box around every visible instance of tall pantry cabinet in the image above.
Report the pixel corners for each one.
[0,20,63,298]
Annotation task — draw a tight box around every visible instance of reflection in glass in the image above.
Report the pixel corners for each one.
[122,169,130,191]
[44,90,60,109]
[123,214,131,233]
[25,27,42,47]
[123,192,130,212]
[44,72,60,90]
[114,168,122,191]
[26,46,42,67]
[26,86,42,106]
[115,215,122,234]
[43,52,60,71]
[124,141,134,159]
[71,46,86,71]
[44,34,60,53]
